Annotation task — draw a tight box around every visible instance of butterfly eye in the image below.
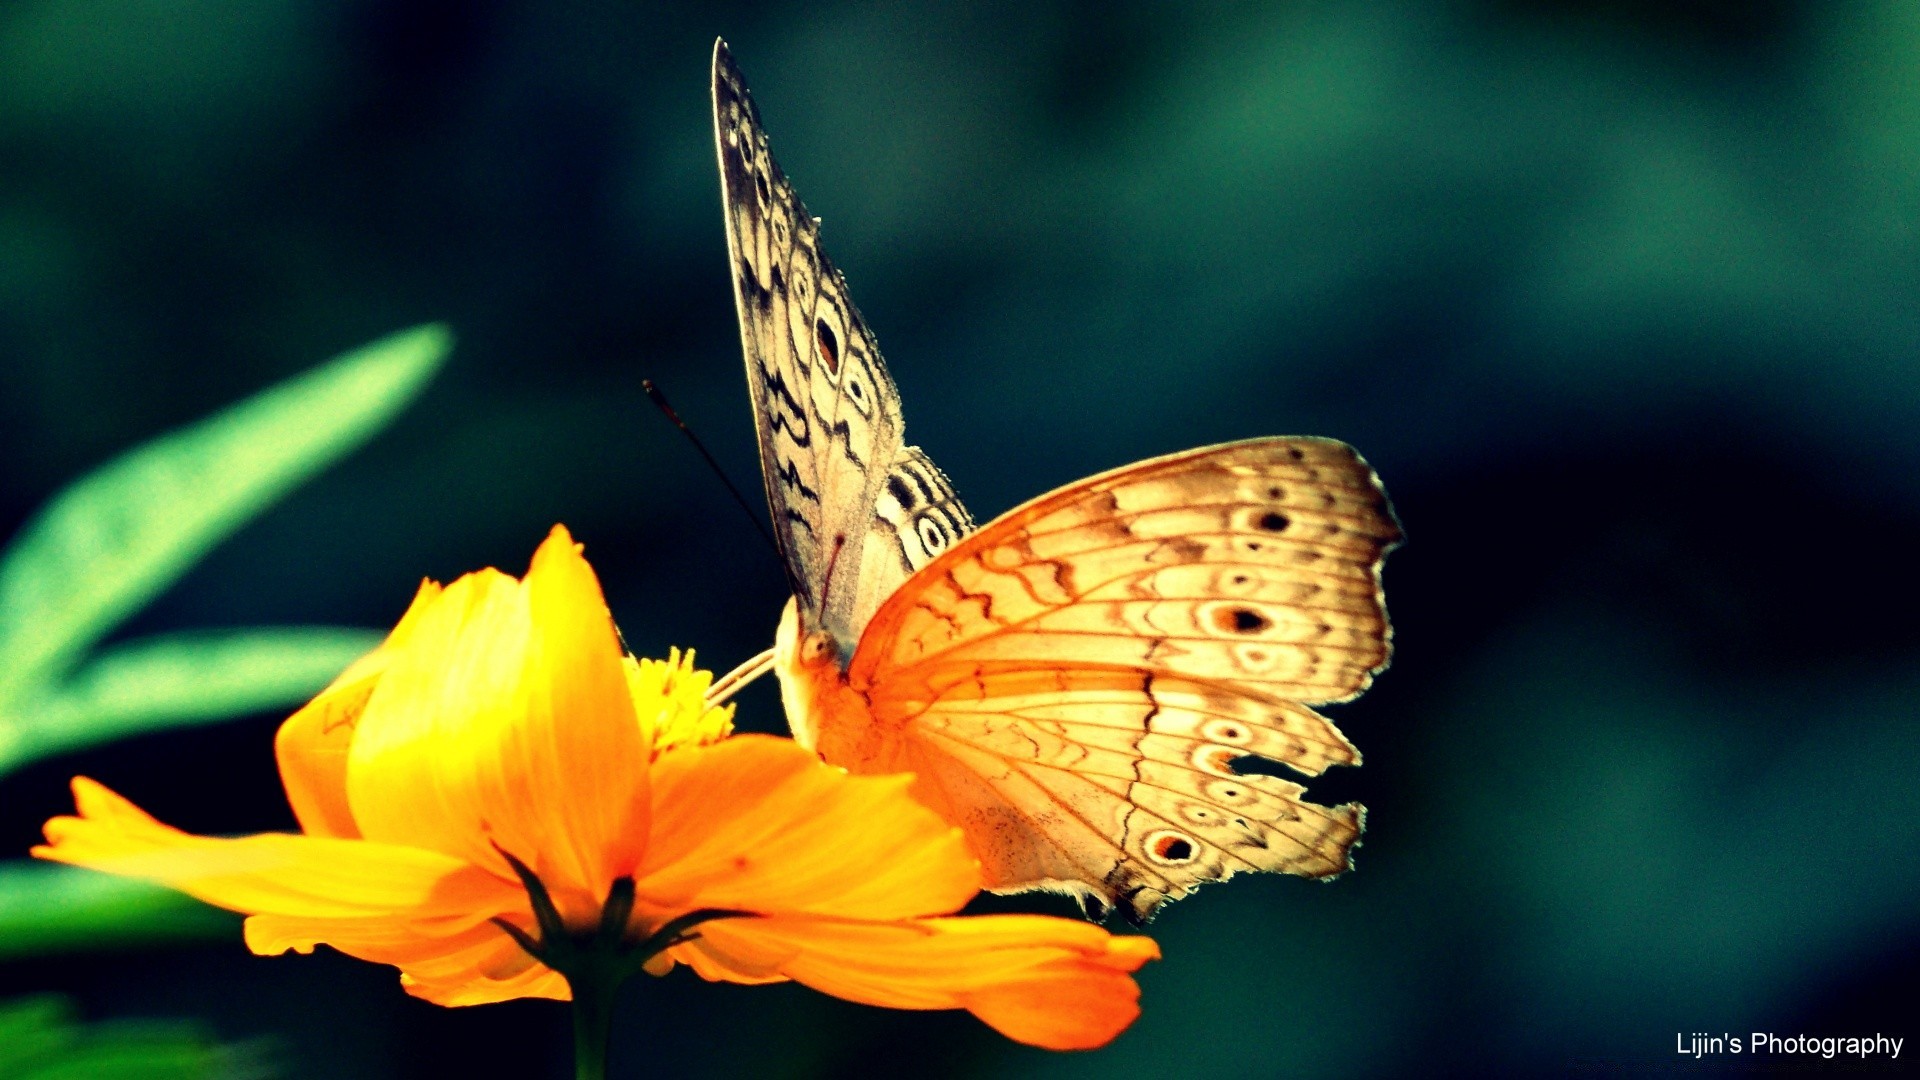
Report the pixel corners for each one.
[801,630,838,667]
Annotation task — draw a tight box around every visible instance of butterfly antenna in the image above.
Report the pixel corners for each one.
[642,378,781,557]
[816,533,846,625]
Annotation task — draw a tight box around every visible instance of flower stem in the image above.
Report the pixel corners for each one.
[488,859,754,1079]
[570,968,617,1080]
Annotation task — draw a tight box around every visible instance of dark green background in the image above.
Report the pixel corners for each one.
[3,2,1916,1076]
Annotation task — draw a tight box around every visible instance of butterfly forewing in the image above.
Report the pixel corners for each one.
[854,437,1399,699]
[714,42,939,653]
[846,437,1398,921]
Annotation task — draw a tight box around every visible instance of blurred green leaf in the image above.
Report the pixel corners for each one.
[0,995,70,1073]
[0,627,382,777]
[0,993,255,1079]
[0,863,236,961]
[0,323,449,768]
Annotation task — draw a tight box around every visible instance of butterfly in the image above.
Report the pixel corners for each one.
[711,40,1400,923]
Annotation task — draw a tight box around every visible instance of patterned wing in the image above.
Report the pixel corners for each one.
[846,436,1400,922]
[851,447,975,635]
[713,40,922,653]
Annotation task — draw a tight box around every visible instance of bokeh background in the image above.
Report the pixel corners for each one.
[4,1,1918,1076]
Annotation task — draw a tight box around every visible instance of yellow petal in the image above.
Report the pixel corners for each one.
[247,913,564,1006]
[520,527,652,886]
[405,952,570,1007]
[634,735,979,920]
[955,934,1161,1051]
[243,910,504,960]
[392,918,567,1005]
[342,566,525,867]
[276,579,444,839]
[345,526,649,913]
[676,914,1159,1050]
[34,778,512,920]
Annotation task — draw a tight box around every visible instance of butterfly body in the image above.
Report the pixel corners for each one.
[715,41,1399,923]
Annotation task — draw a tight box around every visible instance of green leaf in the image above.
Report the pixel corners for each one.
[0,996,73,1073]
[0,627,382,777]
[0,994,255,1079]
[0,324,450,717]
[0,863,236,961]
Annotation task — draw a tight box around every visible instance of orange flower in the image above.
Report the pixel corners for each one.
[34,526,1156,1050]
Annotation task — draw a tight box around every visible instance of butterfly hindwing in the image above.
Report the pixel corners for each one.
[852,447,976,633]
[906,669,1369,922]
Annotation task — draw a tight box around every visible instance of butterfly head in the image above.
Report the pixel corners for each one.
[775,597,845,667]
[799,624,840,669]
[771,598,853,753]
